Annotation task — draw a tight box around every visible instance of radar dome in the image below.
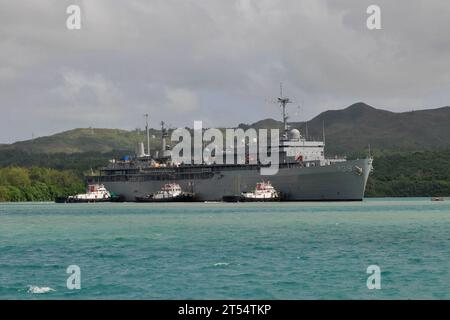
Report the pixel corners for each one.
[289,129,301,140]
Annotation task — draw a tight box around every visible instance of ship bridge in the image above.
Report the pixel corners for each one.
[281,128,325,163]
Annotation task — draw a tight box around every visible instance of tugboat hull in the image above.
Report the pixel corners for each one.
[241,197,280,202]
[54,195,125,203]
[222,195,280,203]
[135,193,195,203]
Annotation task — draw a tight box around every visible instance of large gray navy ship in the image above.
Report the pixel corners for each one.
[87,93,373,201]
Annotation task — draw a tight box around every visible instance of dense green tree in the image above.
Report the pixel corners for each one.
[0,167,84,202]
[364,149,450,197]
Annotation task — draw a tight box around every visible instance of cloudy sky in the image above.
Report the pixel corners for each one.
[1,0,450,143]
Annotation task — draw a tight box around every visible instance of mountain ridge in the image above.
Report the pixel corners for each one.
[1,103,449,155]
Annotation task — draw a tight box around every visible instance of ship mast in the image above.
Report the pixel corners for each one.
[145,114,150,157]
[278,83,291,140]
[161,121,168,157]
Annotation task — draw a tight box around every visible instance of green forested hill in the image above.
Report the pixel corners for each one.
[300,103,450,155]
[1,103,449,155]
[365,150,450,197]
[0,128,160,154]
[249,103,450,155]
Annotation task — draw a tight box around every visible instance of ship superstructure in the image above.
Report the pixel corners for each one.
[87,90,373,201]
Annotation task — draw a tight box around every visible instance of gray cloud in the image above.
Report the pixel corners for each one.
[1,0,450,143]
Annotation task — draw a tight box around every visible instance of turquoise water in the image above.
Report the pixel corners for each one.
[0,198,449,299]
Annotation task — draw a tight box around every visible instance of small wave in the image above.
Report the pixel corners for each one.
[27,285,55,294]
[213,262,230,267]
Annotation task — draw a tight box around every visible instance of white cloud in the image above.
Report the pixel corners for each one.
[48,69,124,122]
[165,87,199,113]
[1,0,450,142]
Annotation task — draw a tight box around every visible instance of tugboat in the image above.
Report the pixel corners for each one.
[241,181,280,202]
[55,184,124,203]
[135,183,195,202]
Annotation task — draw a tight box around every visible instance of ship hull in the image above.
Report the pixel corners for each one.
[135,193,195,202]
[89,158,372,202]
[55,198,111,203]
[222,195,280,202]
[241,197,280,202]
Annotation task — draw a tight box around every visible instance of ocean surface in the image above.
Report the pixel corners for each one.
[0,198,449,300]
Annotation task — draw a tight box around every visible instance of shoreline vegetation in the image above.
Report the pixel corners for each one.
[0,167,84,202]
[363,149,450,197]
[0,149,448,202]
